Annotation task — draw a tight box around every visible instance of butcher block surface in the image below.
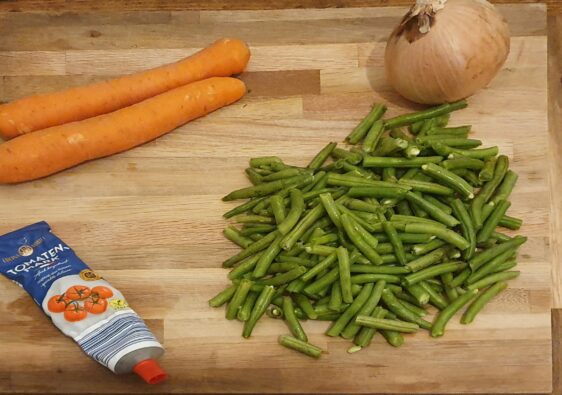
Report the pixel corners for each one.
[0,4,552,394]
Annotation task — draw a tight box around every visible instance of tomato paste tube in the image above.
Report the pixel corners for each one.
[0,222,167,384]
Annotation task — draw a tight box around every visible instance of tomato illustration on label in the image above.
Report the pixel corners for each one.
[91,286,113,299]
[84,297,108,314]
[66,285,91,300]
[47,294,72,313]
[64,303,88,322]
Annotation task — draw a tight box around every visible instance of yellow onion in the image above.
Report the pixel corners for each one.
[384,0,510,104]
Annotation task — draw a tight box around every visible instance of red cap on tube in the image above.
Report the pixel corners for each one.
[133,359,168,384]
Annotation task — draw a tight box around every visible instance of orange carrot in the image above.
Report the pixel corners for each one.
[0,38,250,140]
[0,77,246,184]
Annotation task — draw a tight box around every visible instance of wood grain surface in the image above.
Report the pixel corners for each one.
[0,3,555,394]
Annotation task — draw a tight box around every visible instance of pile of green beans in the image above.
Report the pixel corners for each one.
[210,100,527,358]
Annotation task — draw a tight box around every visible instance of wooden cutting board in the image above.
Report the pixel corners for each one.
[0,4,551,394]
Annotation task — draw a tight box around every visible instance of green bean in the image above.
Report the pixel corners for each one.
[281,204,325,251]
[253,233,284,278]
[404,246,447,272]
[351,219,380,250]
[349,265,410,276]
[491,231,512,242]
[300,252,337,282]
[466,271,520,291]
[346,186,409,199]
[258,266,307,286]
[331,148,363,165]
[441,273,459,302]
[419,281,448,310]
[326,173,401,189]
[433,143,499,159]
[223,226,254,248]
[494,258,517,273]
[421,163,474,199]
[404,192,459,227]
[226,279,253,320]
[340,280,386,339]
[411,239,447,256]
[223,173,313,201]
[491,170,518,204]
[224,197,266,219]
[318,193,342,230]
[499,215,523,230]
[281,296,308,342]
[469,236,527,271]
[326,283,374,336]
[462,170,482,187]
[308,142,337,170]
[277,255,315,266]
[390,214,447,228]
[403,262,465,286]
[384,100,467,129]
[310,233,339,246]
[304,266,339,295]
[245,168,264,185]
[209,284,237,308]
[381,289,432,329]
[223,231,279,268]
[269,195,286,224]
[242,285,276,338]
[397,298,427,317]
[336,246,353,303]
[268,262,300,274]
[441,157,484,171]
[406,283,430,305]
[275,189,304,236]
[426,125,471,137]
[353,306,388,347]
[424,137,481,149]
[422,196,452,215]
[228,253,263,280]
[449,267,471,288]
[267,305,284,319]
[380,221,406,265]
[237,291,259,321]
[449,198,476,260]
[363,119,385,153]
[346,104,387,144]
[350,274,402,284]
[261,168,302,182]
[405,223,469,250]
[305,244,336,256]
[342,198,381,215]
[477,200,511,243]
[250,156,283,168]
[292,294,318,319]
[239,224,276,236]
[394,199,412,215]
[235,214,274,224]
[467,248,515,284]
[429,288,478,337]
[461,281,508,324]
[356,316,419,333]
[341,214,383,265]
[398,179,454,196]
[479,156,497,182]
[278,335,323,358]
[409,121,425,134]
[363,156,443,168]
[327,282,342,311]
[471,155,509,227]
[373,137,408,157]
[380,329,405,347]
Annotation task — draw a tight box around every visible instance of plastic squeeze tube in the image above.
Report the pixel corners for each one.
[0,222,167,384]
